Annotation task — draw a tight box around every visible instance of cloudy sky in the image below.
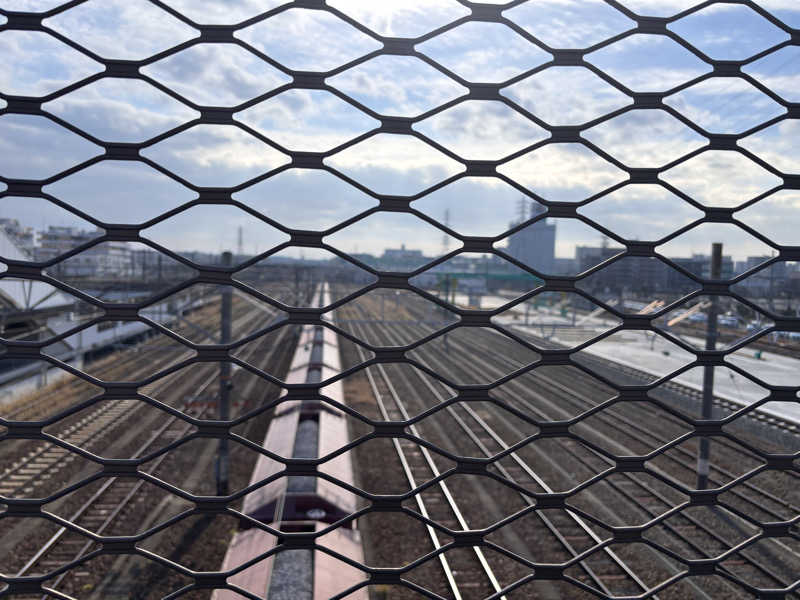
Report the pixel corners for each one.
[0,0,798,269]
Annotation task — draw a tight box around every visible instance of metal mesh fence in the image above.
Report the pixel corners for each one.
[0,0,799,598]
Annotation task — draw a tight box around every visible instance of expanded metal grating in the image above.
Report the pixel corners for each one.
[0,0,799,599]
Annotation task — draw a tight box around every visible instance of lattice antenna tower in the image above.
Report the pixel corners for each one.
[441,208,451,256]
[516,196,528,225]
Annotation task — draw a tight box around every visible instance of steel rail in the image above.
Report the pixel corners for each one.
[13,303,286,593]
[346,314,506,600]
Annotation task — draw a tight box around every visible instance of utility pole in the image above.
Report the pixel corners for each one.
[697,242,722,490]
[216,251,233,497]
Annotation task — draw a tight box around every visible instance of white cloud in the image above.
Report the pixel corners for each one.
[141,124,290,187]
[661,151,782,208]
[235,89,378,152]
[142,43,291,107]
[498,143,627,202]
[328,0,468,38]
[235,8,381,72]
[142,204,288,255]
[0,114,102,180]
[44,0,197,60]
[43,160,197,224]
[324,134,464,196]
[504,0,635,49]
[583,109,706,168]
[579,184,703,241]
[232,169,377,232]
[739,119,800,174]
[327,55,466,118]
[159,0,288,25]
[44,78,198,142]
[414,100,548,161]
[735,190,800,247]
[417,21,550,83]
[0,30,102,96]
[664,77,785,134]
[502,66,631,126]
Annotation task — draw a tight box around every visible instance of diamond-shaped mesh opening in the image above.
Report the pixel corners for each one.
[413,252,542,311]
[233,168,377,232]
[493,291,620,350]
[725,330,800,387]
[236,8,381,72]
[417,21,550,84]
[498,143,627,203]
[330,288,457,347]
[407,326,540,386]
[3,3,800,598]
[658,223,776,280]
[43,160,197,224]
[661,150,782,209]
[647,435,766,489]
[584,254,690,304]
[415,100,548,161]
[586,33,711,92]
[411,177,532,238]
[736,193,800,247]
[744,45,800,102]
[325,133,465,196]
[142,43,291,107]
[0,114,103,179]
[44,0,198,60]
[503,66,631,126]
[0,516,90,576]
[142,205,289,267]
[328,55,467,118]
[0,437,100,499]
[326,211,460,272]
[45,241,196,303]
[0,358,103,421]
[740,119,800,174]
[664,78,786,135]
[568,471,689,527]
[493,364,617,421]
[236,247,376,308]
[44,78,199,143]
[575,330,696,386]
[584,109,707,168]
[668,4,790,60]
[581,185,702,239]
[141,124,291,187]
[654,294,774,350]
[0,278,101,340]
[147,285,285,345]
[506,0,634,49]
[648,365,771,422]
[236,88,379,153]
[43,321,194,380]
[0,30,102,96]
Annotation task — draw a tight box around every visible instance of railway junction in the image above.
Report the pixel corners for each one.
[1,0,800,598]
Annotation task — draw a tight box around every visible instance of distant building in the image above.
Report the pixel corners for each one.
[504,202,556,274]
[0,218,37,257]
[671,253,734,280]
[36,226,131,277]
[379,244,426,270]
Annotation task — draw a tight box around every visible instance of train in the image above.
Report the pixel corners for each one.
[213,284,366,600]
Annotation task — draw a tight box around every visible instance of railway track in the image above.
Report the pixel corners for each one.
[347,315,649,600]
[349,328,506,600]
[1,290,299,598]
[0,297,270,501]
[335,289,799,599]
